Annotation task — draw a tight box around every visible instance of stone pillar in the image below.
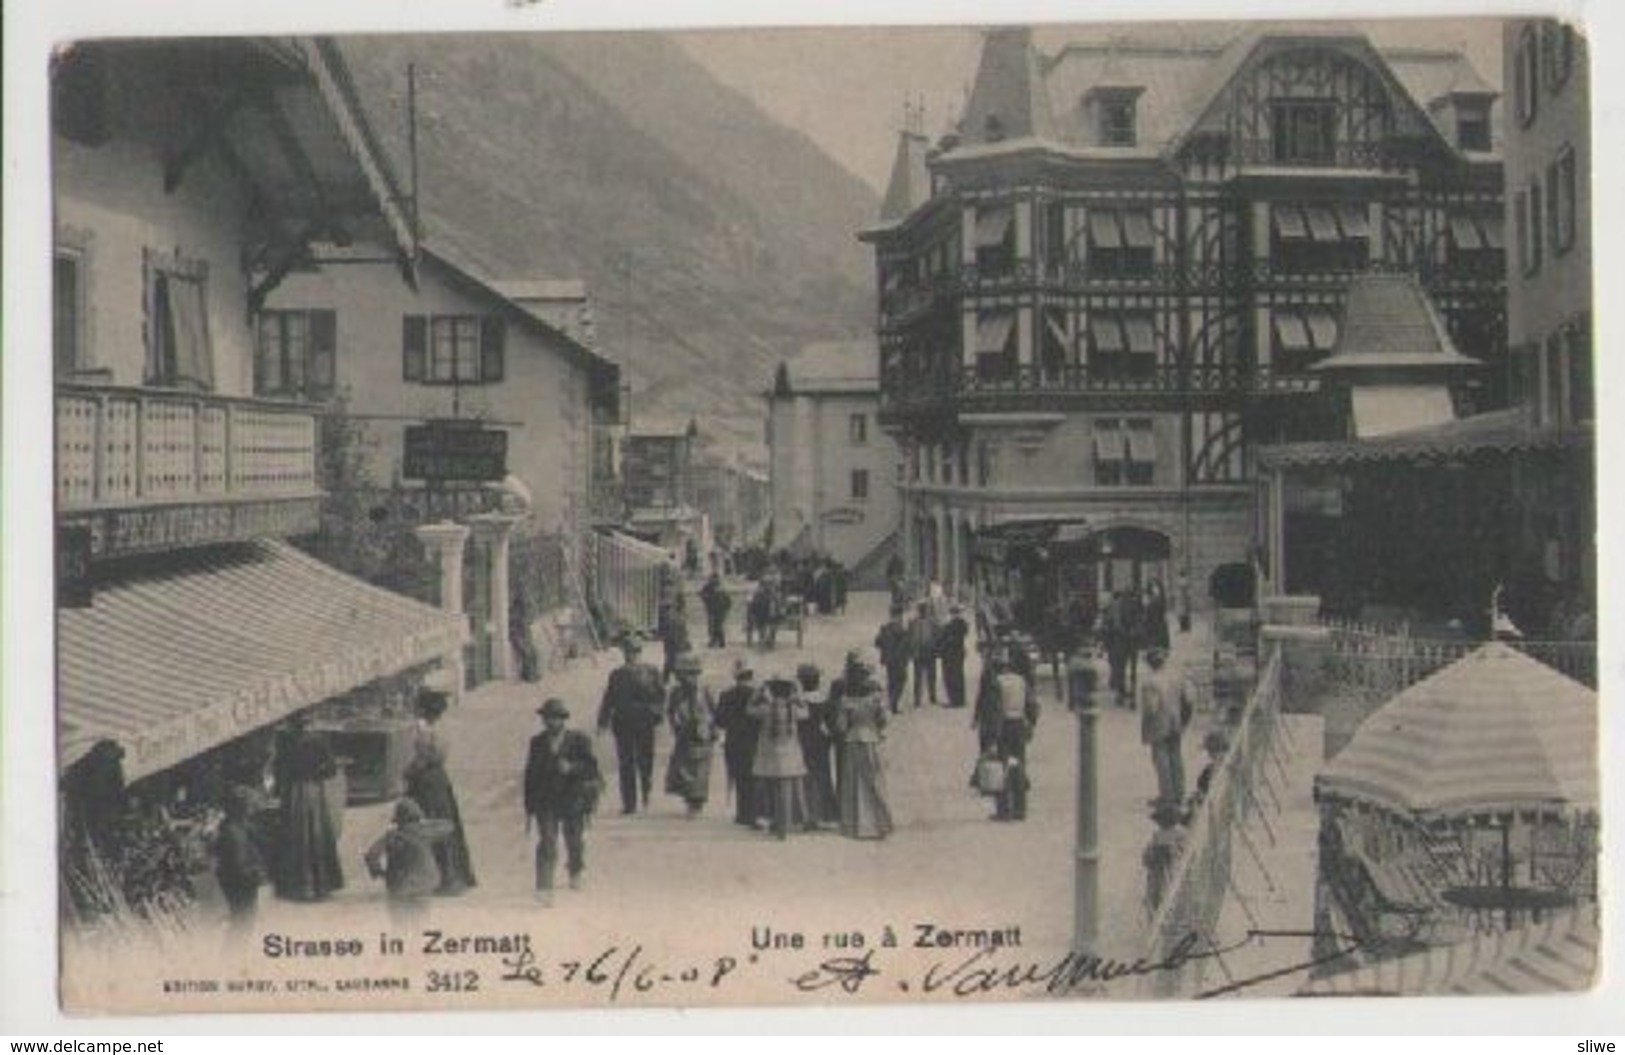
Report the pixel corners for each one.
[1260,622,1333,727]
[415,520,471,695]
[1068,652,1103,959]
[468,513,523,682]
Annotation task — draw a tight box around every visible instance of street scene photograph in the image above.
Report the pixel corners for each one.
[38,14,1600,1015]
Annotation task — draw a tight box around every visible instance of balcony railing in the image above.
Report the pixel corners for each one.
[1228,137,1406,172]
[57,382,320,512]
[879,361,1318,416]
[879,257,1500,324]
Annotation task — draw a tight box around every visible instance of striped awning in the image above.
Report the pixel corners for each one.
[59,540,467,782]
[1300,907,1599,996]
[1316,643,1598,820]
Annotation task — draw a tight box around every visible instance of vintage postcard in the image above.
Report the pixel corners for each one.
[39,12,1601,1018]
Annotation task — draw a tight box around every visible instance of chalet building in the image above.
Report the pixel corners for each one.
[621,417,705,559]
[862,26,1505,618]
[766,339,902,583]
[265,247,623,681]
[51,40,465,795]
[266,250,620,539]
[493,279,629,530]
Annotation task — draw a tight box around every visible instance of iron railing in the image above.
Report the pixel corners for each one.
[880,361,1318,415]
[1138,647,1287,997]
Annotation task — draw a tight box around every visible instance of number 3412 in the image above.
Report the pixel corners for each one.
[426,969,480,993]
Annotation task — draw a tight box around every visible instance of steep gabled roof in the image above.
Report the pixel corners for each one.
[1165,29,1461,163]
[879,130,933,224]
[956,26,1057,147]
[930,23,1497,166]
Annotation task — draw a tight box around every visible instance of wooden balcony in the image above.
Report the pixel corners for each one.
[57,382,322,559]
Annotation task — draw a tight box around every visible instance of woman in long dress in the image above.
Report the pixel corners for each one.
[748,675,809,838]
[272,713,345,901]
[833,658,894,840]
[664,652,717,818]
[402,690,476,895]
[795,663,839,827]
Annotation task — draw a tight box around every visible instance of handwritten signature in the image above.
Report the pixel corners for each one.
[791,929,1366,999]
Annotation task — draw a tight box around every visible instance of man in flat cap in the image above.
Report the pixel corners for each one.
[596,634,665,815]
[524,698,601,904]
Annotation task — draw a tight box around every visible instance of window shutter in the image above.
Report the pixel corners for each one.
[308,310,337,399]
[402,315,427,381]
[253,316,273,395]
[480,317,506,382]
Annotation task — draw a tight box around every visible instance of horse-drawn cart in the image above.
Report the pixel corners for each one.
[747,578,807,650]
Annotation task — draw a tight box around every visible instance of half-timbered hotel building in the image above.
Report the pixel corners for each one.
[863,25,1504,618]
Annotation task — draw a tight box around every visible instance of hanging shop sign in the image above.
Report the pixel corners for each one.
[404,420,509,482]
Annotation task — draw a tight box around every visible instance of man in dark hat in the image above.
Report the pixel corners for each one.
[873,604,912,715]
[713,658,762,827]
[938,602,971,709]
[596,634,665,814]
[524,698,601,904]
[699,571,731,648]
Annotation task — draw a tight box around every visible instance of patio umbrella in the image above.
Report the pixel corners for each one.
[1316,643,1597,820]
[1315,643,1598,930]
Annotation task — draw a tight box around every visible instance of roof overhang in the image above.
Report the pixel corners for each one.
[58,38,421,308]
[1258,412,1589,470]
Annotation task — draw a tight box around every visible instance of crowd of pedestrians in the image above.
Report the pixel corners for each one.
[604,645,896,844]
[200,560,1217,929]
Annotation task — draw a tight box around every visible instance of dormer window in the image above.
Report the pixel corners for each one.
[1086,87,1143,147]
[1456,102,1491,152]
[1101,98,1136,146]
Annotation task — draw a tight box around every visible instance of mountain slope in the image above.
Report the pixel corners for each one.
[337,33,879,453]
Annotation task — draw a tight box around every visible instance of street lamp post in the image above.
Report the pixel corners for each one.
[1069,650,1102,956]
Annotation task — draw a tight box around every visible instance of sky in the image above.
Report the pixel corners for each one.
[677,18,1507,194]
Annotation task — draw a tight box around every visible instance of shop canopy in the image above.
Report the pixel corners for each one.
[59,540,467,783]
[1315,643,1598,821]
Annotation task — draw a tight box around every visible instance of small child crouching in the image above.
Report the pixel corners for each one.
[364,797,447,926]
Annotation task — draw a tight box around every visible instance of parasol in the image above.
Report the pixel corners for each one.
[1315,644,1598,929]
[1316,643,1597,820]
